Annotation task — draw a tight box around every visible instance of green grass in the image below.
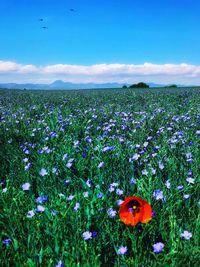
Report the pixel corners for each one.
[0,87,200,266]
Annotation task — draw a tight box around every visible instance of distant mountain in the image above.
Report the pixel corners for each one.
[0,80,187,90]
[0,80,129,90]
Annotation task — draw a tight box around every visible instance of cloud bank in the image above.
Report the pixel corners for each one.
[1,60,200,85]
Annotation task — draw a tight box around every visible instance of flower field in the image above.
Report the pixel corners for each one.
[0,87,200,266]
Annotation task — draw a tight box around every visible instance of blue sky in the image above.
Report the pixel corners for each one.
[0,0,200,84]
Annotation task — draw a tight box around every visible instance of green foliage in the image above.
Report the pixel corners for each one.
[0,87,199,266]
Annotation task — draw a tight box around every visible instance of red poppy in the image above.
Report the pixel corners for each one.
[119,196,152,226]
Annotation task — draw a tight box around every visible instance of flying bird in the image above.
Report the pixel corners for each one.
[69,8,75,12]
[42,26,47,29]
[39,18,44,21]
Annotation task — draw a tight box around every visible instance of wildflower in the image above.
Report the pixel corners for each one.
[107,208,117,218]
[27,210,35,218]
[129,153,140,162]
[116,189,123,195]
[183,194,190,200]
[117,246,128,255]
[66,162,73,168]
[153,189,164,200]
[142,169,148,176]
[97,192,103,198]
[62,153,68,160]
[36,205,45,212]
[35,196,48,203]
[180,231,192,240]
[56,260,64,267]
[82,231,92,240]
[25,162,32,170]
[119,196,152,226]
[102,146,114,152]
[158,161,164,170]
[186,177,195,184]
[74,203,80,211]
[116,199,124,205]
[153,242,164,253]
[130,178,136,185]
[21,182,31,191]
[92,231,97,237]
[83,192,89,198]
[177,185,184,190]
[2,239,12,246]
[39,168,48,176]
[67,195,75,200]
[64,179,71,186]
[165,180,171,189]
[98,162,104,168]
[86,179,92,187]
[2,188,7,193]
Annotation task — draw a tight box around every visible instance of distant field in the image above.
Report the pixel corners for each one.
[0,88,200,266]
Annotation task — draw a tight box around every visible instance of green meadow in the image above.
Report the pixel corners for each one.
[0,87,199,266]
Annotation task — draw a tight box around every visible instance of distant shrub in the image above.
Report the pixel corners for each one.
[168,84,178,88]
[129,82,149,88]
[122,85,128,89]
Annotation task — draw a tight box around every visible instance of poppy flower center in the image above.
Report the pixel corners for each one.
[127,200,140,213]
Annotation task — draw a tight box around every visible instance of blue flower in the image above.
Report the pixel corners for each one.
[153,242,164,253]
[2,239,12,246]
[36,196,48,203]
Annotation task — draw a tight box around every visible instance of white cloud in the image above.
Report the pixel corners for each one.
[0,60,200,84]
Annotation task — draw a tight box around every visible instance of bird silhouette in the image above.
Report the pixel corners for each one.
[42,26,47,29]
[39,18,44,21]
[69,8,75,12]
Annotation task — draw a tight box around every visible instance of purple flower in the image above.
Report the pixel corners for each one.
[39,168,48,176]
[117,246,128,255]
[2,239,12,246]
[107,208,117,218]
[116,189,123,195]
[36,205,45,212]
[82,231,92,240]
[73,203,80,212]
[153,242,164,253]
[153,189,164,200]
[180,231,192,240]
[186,177,195,184]
[21,182,31,191]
